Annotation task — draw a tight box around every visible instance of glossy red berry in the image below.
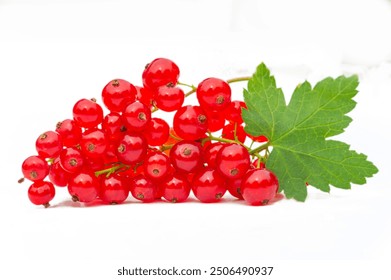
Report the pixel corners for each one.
[116,134,148,165]
[102,79,136,112]
[35,131,63,158]
[56,119,82,147]
[197,78,231,112]
[155,85,184,112]
[135,86,154,109]
[205,111,226,132]
[130,174,157,202]
[226,177,244,199]
[241,168,279,206]
[28,181,55,207]
[161,173,190,203]
[122,101,151,132]
[102,112,127,142]
[192,167,227,203]
[21,155,49,182]
[142,58,180,90]
[224,100,246,124]
[221,123,246,143]
[80,129,107,159]
[59,147,84,173]
[49,157,70,187]
[173,105,208,140]
[99,174,129,204]
[216,143,250,179]
[203,142,226,169]
[170,140,203,173]
[73,98,104,129]
[142,118,169,146]
[68,170,100,203]
[144,151,171,182]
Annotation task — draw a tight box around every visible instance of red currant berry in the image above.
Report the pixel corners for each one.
[102,112,127,142]
[196,77,231,112]
[241,168,279,206]
[56,119,82,147]
[73,98,104,129]
[21,155,49,182]
[170,140,203,173]
[142,58,180,90]
[135,86,154,109]
[142,118,169,146]
[116,134,148,165]
[35,131,63,158]
[247,134,268,143]
[130,174,157,202]
[224,100,246,124]
[221,123,246,143]
[80,129,107,159]
[226,177,244,199]
[205,111,226,132]
[144,151,171,182]
[155,85,184,112]
[49,157,70,187]
[192,167,227,203]
[122,101,151,132]
[99,174,129,204]
[59,147,84,173]
[28,181,55,207]
[173,105,208,140]
[68,170,100,203]
[203,142,226,169]
[102,79,136,112]
[216,143,250,179]
[161,173,190,203]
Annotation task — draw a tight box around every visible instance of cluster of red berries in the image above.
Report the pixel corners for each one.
[20,58,279,207]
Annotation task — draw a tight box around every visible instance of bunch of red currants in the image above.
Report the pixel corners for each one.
[20,58,279,207]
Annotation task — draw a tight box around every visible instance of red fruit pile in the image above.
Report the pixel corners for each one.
[20,58,279,207]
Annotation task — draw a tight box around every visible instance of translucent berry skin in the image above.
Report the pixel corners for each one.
[155,85,184,112]
[241,168,279,206]
[80,129,107,159]
[143,118,169,146]
[192,167,227,203]
[221,123,246,143]
[206,111,226,132]
[173,105,208,140]
[224,100,246,124]
[99,174,129,204]
[59,147,84,174]
[28,181,55,207]
[122,101,151,132]
[170,140,203,173]
[49,157,70,187]
[116,134,148,165]
[226,177,244,199]
[142,58,180,90]
[22,155,49,182]
[102,79,136,112]
[216,143,250,179]
[35,131,63,159]
[135,86,154,109]
[102,112,127,142]
[130,174,157,202]
[144,151,171,182]
[203,142,226,169]
[56,119,82,147]
[196,78,231,112]
[68,170,100,203]
[161,173,190,203]
[73,98,104,129]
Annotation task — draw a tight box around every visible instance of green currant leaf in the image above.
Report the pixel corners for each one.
[242,63,378,201]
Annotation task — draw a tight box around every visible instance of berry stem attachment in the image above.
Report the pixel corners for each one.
[177,81,196,90]
[94,163,129,177]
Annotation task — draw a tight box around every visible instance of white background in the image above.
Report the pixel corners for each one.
[1,0,391,279]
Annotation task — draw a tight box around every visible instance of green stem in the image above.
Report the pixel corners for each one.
[94,163,129,177]
[177,81,196,90]
[249,142,269,155]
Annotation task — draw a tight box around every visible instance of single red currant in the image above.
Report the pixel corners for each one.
[226,177,244,199]
[102,79,136,112]
[205,111,226,132]
[130,174,157,202]
[144,151,171,182]
[241,168,279,206]
[135,86,154,109]
[122,101,151,132]
[116,134,148,165]
[49,157,70,187]
[102,112,127,142]
[59,147,84,173]
[221,123,246,143]
[155,85,184,112]
[170,140,203,173]
[35,131,63,158]
[21,155,49,182]
[80,129,107,159]
[216,143,250,179]
[196,77,231,112]
[203,142,226,169]
[173,105,208,140]
[142,58,180,90]
[99,174,129,204]
[28,181,55,207]
[224,100,246,124]
[68,170,100,203]
[73,98,104,129]
[56,119,82,147]
[192,167,227,203]
[142,118,169,146]
[161,172,190,203]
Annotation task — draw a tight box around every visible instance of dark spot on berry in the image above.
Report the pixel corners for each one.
[166,82,174,88]
[183,147,192,156]
[215,193,223,199]
[39,133,47,140]
[87,143,95,152]
[56,121,62,129]
[118,144,125,153]
[43,202,50,208]
[69,158,77,166]
[30,171,38,179]
[171,197,178,203]
[152,169,159,175]
[198,114,207,124]
[144,63,150,69]
[261,199,269,205]
[236,187,241,194]
[230,168,238,176]
[91,98,97,102]
[120,126,127,132]
[138,112,146,121]
[71,195,79,202]
[216,95,225,105]
[137,193,144,199]
[111,79,120,87]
